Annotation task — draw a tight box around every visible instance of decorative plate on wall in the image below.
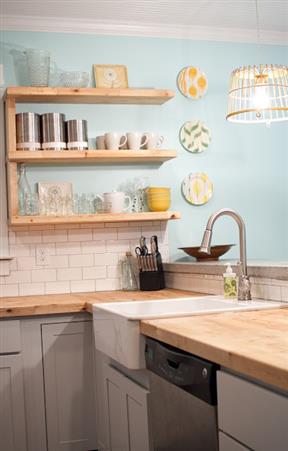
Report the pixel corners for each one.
[177,66,208,99]
[182,172,213,205]
[180,120,211,153]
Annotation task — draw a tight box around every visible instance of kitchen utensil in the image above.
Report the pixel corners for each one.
[105,132,127,150]
[143,132,164,149]
[150,235,159,254]
[96,136,106,149]
[66,120,88,150]
[179,244,235,261]
[126,132,148,150]
[16,112,41,151]
[25,48,50,87]
[41,113,66,150]
[59,71,89,88]
[140,236,149,255]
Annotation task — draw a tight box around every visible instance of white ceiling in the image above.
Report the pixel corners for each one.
[1,0,288,44]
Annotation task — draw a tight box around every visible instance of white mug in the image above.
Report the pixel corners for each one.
[144,132,164,149]
[127,132,148,150]
[97,191,132,213]
[105,132,127,150]
[96,135,106,149]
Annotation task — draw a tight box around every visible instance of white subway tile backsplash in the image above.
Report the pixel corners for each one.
[69,254,94,268]
[31,269,57,283]
[19,282,45,296]
[17,256,37,271]
[49,255,69,268]
[56,242,82,255]
[5,270,31,285]
[106,240,130,253]
[68,229,93,242]
[81,241,105,254]
[83,266,106,280]
[0,284,19,297]
[93,228,117,240]
[42,230,67,243]
[70,279,95,293]
[2,222,167,296]
[45,281,70,294]
[16,231,42,244]
[96,278,121,291]
[57,268,82,281]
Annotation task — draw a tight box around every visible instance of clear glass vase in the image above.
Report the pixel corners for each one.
[121,252,138,291]
[18,164,32,215]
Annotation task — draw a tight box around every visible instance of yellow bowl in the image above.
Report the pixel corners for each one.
[147,197,171,212]
[146,187,171,194]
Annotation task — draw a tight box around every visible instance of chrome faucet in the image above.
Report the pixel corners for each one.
[199,208,252,301]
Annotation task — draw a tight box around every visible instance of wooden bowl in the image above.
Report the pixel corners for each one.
[178,244,235,261]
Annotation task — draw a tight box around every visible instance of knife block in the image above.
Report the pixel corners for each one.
[139,271,165,291]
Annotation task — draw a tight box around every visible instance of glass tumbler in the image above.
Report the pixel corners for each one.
[25,49,50,87]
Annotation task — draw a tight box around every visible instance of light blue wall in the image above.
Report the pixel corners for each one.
[1,31,287,261]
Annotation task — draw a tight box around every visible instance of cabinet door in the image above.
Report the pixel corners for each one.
[0,354,27,451]
[42,321,97,451]
[103,364,150,451]
[219,432,249,451]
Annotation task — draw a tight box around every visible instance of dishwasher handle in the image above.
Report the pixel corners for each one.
[145,337,218,405]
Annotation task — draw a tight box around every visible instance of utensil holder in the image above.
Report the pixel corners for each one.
[139,271,165,291]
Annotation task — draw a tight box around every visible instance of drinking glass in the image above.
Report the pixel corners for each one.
[25,49,50,87]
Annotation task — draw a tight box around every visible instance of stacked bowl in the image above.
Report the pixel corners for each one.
[146,187,171,212]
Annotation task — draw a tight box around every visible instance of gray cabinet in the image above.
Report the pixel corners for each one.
[42,320,97,451]
[218,370,288,451]
[218,432,249,451]
[99,363,150,451]
[0,320,27,451]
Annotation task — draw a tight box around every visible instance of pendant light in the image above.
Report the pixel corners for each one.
[226,0,288,124]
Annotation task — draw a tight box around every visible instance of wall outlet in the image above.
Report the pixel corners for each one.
[36,246,50,266]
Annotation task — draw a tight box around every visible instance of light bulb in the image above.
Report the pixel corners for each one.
[252,86,270,109]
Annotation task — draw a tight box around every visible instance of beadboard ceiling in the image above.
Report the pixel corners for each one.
[2,0,288,44]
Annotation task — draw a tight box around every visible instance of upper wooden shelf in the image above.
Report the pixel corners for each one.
[8,150,177,164]
[10,211,181,226]
[5,87,175,105]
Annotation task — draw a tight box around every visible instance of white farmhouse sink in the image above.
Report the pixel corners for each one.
[93,295,283,369]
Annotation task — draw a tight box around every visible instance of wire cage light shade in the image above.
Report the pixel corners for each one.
[226,64,288,124]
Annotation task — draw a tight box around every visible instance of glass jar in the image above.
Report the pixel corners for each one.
[18,164,31,215]
[120,252,138,291]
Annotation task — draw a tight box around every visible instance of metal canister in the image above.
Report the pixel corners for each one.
[41,113,66,150]
[66,120,88,150]
[16,112,41,151]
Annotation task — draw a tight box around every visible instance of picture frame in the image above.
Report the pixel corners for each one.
[38,181,73,201]
[93,64,128,88]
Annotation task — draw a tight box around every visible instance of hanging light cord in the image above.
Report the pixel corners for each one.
[255,0,260,45]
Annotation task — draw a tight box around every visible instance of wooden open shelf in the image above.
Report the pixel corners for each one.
[5,86,178,226]
[5,87,175,105]
[8,150,177,164]
[10,211,181,226]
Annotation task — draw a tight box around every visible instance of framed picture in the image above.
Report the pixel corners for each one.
[93,65,128,88]
[38,181,73,201]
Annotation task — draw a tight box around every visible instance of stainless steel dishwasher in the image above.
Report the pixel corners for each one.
[145,337,219,451]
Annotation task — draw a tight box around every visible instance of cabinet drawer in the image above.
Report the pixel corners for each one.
[219,432,249,451]
[217,371,288,451]
[0,320,21,354]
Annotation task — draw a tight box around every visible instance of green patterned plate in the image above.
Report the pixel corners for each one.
[180,120,211,153]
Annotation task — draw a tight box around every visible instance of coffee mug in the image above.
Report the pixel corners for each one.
[96,135,106,149]
[105,132,127,150]
[144,132,164,149]
[127,132,148,150]
[97,191,132,213]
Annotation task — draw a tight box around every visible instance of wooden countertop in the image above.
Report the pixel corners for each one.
[140,308,288,391]
[0,289,197,318]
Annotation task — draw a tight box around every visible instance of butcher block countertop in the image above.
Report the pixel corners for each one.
[140,308,288,391]
[0,289,197,318]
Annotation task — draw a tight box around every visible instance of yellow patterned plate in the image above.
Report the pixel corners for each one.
[177,66,208,99]
[180,120,211,153]
[182,172,213,205]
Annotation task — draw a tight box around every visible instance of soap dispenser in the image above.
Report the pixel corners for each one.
[223,263,237,298]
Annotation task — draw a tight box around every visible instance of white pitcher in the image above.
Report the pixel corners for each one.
[97,191,132,213]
